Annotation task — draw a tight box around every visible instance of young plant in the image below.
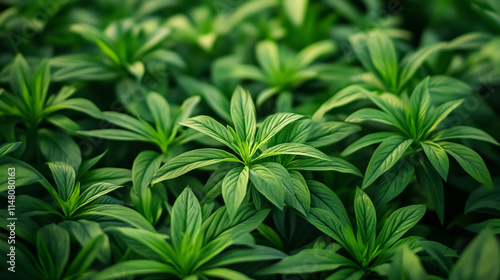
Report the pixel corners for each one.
[93,187,284,280]
[15,161,154,232]
[0,54,103,170]
[153,87,359,218]
[51,18,185,82]
[216,39,335,111]
[340,77,498,223]
[260,185,427,279]
[0,223,107,280]
[347,30,490,95]
[78,93,200,155]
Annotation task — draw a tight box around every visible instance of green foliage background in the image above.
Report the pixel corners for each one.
[1,0,500,279]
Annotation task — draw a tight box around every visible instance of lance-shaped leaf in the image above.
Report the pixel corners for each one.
[376,205,426,250]
[222,166,249,219]
[439,141,493,187]
[171,188,202,250]
[254,113,302,150]
[249,163,286,210]
[362,135,413,189]
[420,140,449,181]
[231,86,256,143]
[48,162,76,201]
[153,149,241,183]
[355,188,376,249]
[433,126,499,145]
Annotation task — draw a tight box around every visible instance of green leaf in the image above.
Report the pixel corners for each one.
[345,108,397,127]
[283,0,308,26]
[369,160,414,208]
[288,157,361,176]
[415,159,445,224]
[388,245,428,280]
[362,135,413,189]
[433,126,499,145]
[74,204,155,231]
[342,132,399,156]
[256,40,280,76]
[78,129,152,142]
[423,99,464,136]
[308,207,357,254]
[10,53,32,105]
[255,113,302,149]
[59,220,110,263]
[449,229,500,280]
[102,111,153,137]
[231,86,256,143]
[203,268,252,280]
[66,234,106,277]
[48,162,76,201]
[80,167,131,188]
[366,31,399,92]
[254,143,331,161]
[354,187,376,249]
[420,141,449,181]
[110,227,175,263]
[70,24,120,64]
[466,219,500,235]
[222,166,249,219]
[77,183,123,210]
[306,121,360,148]
[295,40,336,69]
[39,129,82,172]
[249,163,286,210]
[288,171,311,216]
[37,224,70,280]
[465,183,500,214]
[399,42,447,89]
[177,75,231,122]
[258,248,352,275]
[132,150,163,195]
[146,92,171,133]
[44,98,104,119]
[153,148,241,183]
[313,85,370,121]
[93,260,177,280]
[181,116,235,148]
[376,205,426,249]
[409,77,431,137]
[439,142,493,187]
[0,142,21,157]
[171,187,202,250]
[207,245,286,267]
[428,75,471,105]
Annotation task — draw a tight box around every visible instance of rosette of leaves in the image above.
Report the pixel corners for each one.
[153,87,360,218]
[259,185,431,279]
[0,53,103,170]
[214,39,336,112]
[340,77,498,223]
[92,188,285,280]
[50,18,185,82]
[14,161,154,233]
[78,92,200,155]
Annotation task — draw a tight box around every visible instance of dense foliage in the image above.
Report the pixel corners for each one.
[1,0,500,279]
